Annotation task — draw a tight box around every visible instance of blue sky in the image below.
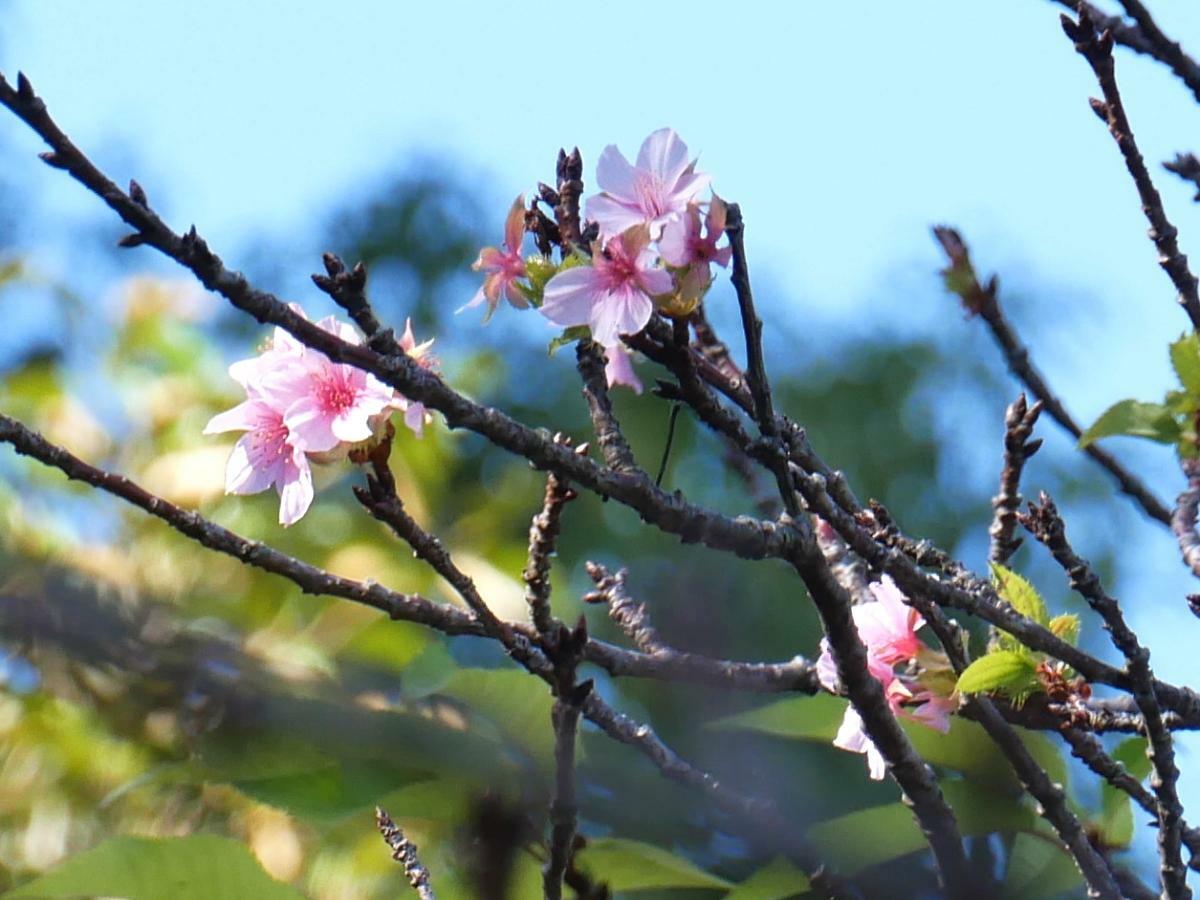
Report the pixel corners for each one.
[7,0,1200,868]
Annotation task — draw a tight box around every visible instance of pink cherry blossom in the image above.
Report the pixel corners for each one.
[394,318,437,437]
[462,195,529,320]
[857,575,925,664]
[274,317,397,453]
[603,342,643,395]
[659,196,732,270]
[203,394,314,527]
[539,226,672,346]
[586,128,710,239]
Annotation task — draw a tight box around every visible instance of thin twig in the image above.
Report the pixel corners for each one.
[375,807,437,899]
[576,341,639,474]
[1022,494,1190,898]
[523,445,580,634]
[311,252,390,350]
[1063,11,1200,332]
[1172,459,1200,580]
[1165,153,1200,202]
[989,394,1044,565]
[1115,0,1200,105]
[933,225,1172,526]
[583,562,667,654]
[1047,0,1200,104]
[654,403,682,487]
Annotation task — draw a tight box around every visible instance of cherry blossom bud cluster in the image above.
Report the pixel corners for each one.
[205,306,434,526]
[466,128,731,394]
[816,576,957,780]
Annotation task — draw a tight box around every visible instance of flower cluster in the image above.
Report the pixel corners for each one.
[205,307,434,526]
[466,128,730,394]
[816,576,956,780]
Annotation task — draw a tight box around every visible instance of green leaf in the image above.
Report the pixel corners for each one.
[808,781,1033,875]
[547,325,590,356]
[440,668,557,764]
[1078,399,1180,448]
[1097,737,1150,847]
[990,564,1049,626]
[1171,333,1200,395]
[1000,832,1082,899]
[3,835,304,900]
[1047,614,1080,645]
[576,837,732,892]
[709,694,846,741]
[724,857,810,900]
[956,650,1039,697]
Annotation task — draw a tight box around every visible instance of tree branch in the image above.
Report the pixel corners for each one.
[989,394,1044,565]
[376,807,437,900]
[1062,11,1200,332]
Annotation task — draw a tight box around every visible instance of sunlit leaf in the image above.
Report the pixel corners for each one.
[1078,399,1180,448]
[1171,333,1200,395]
[956,651,1039,697]
[576,837,732,891]
[1047,614,1080,646]
[990,564,1049,626]
[3,835,304,899]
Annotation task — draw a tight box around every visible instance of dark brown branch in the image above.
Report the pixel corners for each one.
[583,562,667,654]
[1062,728,1200,871]
[576,341,638,474]
[933,226,1172,526]
[524,448,580,634]
[1172,459,1200,580]
[376,807,436,900]
[1115,0,1200,104]
[1048,1,1200,104]
[724,203,799,517]
[353,438,515,646]
[1165,153,1200,202]
[1063,11,1200,333]
[542,619,591,900]
[1022,495,1190,898]
[989,394,1044,565]
[554,148,584,254]
[311,252,391,349]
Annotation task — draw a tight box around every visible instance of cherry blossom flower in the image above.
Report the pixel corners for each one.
[462,195,529,320]
[206,306,432,526]
[817,576,953,780]
[659,196,732,270]
[539,226,672,346]
[586,128,710,239]
[203,391,314,527]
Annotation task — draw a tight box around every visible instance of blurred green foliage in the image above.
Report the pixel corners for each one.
[0,154,1151,900]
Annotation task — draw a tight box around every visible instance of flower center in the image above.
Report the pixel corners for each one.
[316,371,357,414]
[634,173,666,218]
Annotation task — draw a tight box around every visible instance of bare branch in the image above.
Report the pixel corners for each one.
[576,341,639,474]
[1165,153,1200,202]
[990,394,1044,565]
[1062,11,1200,333]
[933,225,1172,526]
[375,807,437,900]
[583,562,667,654]
[524,448,580,634]
[1022,495,1190,898]
[1172,459,1200,581]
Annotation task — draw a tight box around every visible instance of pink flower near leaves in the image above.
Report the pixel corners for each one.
[586,128,710,239]
[857,575,925,665]
[203,394,314,527]
[463,195,529,320]
[539,226,672,346]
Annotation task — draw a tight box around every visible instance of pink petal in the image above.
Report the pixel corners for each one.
[277,449,314,526]
[504,195,526,254]
[595,144,640,200]
[404,402,426,437]
[331,410,374,443]
[504,281,530,310]
[586,193,649,238]
[224,434,278,495]
[540,267,603,329]
[635,128,691,184]
[589,287,653,346]
[658,215,692,267]
[638,266,674,297]
[204,400,263,435]
[604,343,643,394]
[284,396,340,453]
